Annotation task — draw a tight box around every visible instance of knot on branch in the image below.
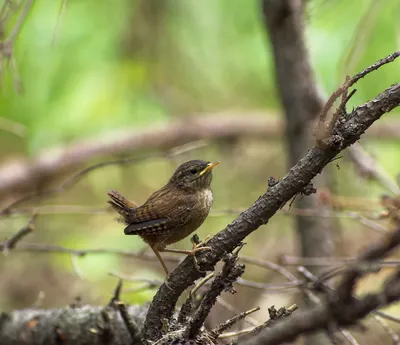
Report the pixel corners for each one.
[316,134,344,151]
[300,182,317,197]
[268,305,293,320]
[268,177,279,188]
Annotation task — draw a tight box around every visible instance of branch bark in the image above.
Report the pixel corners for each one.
[143,83,400,342]
[0,305,146,345]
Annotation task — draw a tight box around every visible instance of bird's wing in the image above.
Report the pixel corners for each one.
[124,186,196,236]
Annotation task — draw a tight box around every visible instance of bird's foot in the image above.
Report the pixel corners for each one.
[189,235,212,273]
[190,234,212,255]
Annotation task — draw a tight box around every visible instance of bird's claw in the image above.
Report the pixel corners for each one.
[190,246,212,255]
[190,235,212,273]
[190,234,212,255]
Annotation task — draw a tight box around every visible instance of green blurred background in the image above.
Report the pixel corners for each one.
[0,0,400,341]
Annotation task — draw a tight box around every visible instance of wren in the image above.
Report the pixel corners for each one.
[107,160,220,275]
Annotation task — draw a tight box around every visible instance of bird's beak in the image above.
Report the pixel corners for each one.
[199,161,220,176]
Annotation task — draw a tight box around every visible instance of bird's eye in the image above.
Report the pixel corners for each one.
[189,168,197,175]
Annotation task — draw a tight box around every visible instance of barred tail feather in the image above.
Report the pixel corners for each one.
[107,189,137,223]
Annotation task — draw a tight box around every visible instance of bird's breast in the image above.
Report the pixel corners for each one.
[196,188,213,211]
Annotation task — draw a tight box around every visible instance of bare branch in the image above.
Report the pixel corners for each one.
[0,141,204,215]
[373,315,400,345]
[1,115,399,201]
[185,253,245,339]
[239,256,298,282]
[336,225,400,301]
[348,143,400,194]
[107,280,142,345]
[240,227,400,345]
[9,242,181,263]
[143,81,400,342]
[0,0,34,93]
[340,329,360,345]
[209,307,260,339]
[314,49,400,143]
[0,213,36,253]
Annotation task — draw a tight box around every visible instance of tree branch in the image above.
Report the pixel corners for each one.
[1,114,399,201]
[185,253,245,338]
[143,81,400,342]
[0,305,147,345]
[240,227,400,345]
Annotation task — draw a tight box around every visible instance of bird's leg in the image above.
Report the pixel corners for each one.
[161,236,212,256]
[150,245,169,276]
[191,234,212,251]
[160,236,212,271]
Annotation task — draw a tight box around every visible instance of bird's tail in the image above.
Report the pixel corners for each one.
[107,189,137,223]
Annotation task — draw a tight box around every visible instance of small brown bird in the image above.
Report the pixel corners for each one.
[107,160,220,275]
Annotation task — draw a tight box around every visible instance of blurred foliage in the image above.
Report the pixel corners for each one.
[0,0,398,151]
[0,0,400,322]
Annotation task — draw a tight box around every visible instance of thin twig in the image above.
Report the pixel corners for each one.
[210,307,260,339]
[9,242,181,263]
[109,279,123,306]
[4,205,378,218]
[314,50,400,143]
[374,311,400,324]
[348,143,400,195]
[216,298,259,326]
[108,280,142,345]
[218,327,256,339]
[280,255,400,268]
[0,142,205,215]
[109,272,163,288]
[337,226,400,301]
[177,272,215,325]
[191,272,215,296]
[71,254,86,280]
[115,301,142,345]
[374,315,400,345]
[7,0,33,42]
[235,278,300,291]
[348,211,390,234]
[185,254,245,338]
[242,305,298,338]
[1,213,37,253]
[240,256,298,281]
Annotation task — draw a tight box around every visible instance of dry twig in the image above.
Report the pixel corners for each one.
[0,213,36,253]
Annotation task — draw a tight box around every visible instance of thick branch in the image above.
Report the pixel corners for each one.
[143,83,400,342]
[0,305,147,345]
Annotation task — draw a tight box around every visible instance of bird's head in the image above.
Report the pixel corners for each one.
[170,160,220,192]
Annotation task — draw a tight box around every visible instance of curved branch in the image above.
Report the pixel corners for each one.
[0,114,399,200]
[143,83,400,342]
[240,227,400,345]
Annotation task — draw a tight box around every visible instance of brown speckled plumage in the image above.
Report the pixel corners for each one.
[107,160,219,275]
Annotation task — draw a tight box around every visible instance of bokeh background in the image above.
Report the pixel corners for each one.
[1,0,400,343]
